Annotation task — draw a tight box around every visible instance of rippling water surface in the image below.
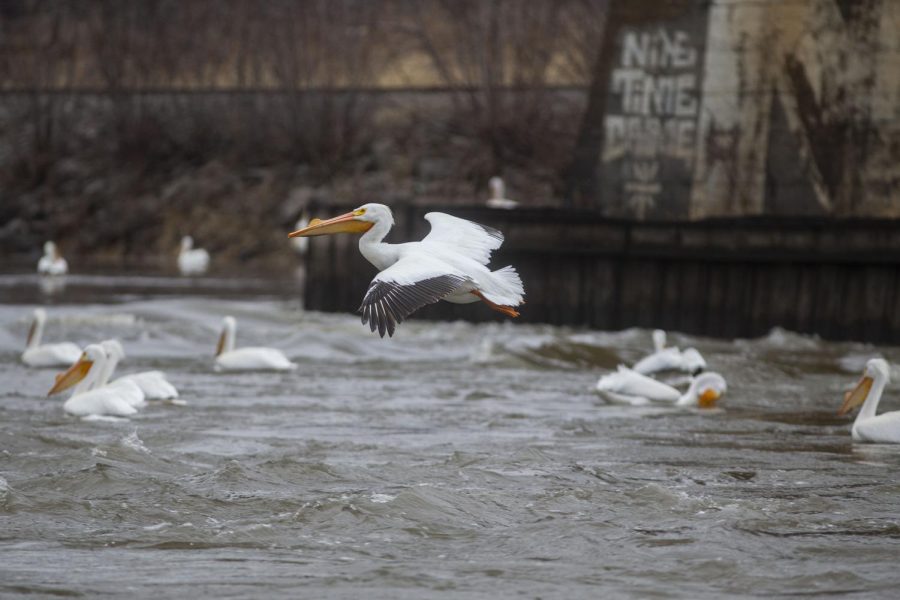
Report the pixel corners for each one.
[2,272,900,598]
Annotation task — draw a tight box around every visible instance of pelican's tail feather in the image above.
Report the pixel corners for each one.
[480,266,525,307]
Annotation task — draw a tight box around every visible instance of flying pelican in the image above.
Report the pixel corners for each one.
[596,365,727,408]
[486,177,518,210]
[37,241,68,276]
[214,316,296,371]
[47,344,138,417]
[178,236,210,275]
[97,339,179,403]
[21,308,81,367]
[838,358,900,443]
[288,203,525,337]
[632,329,706,376]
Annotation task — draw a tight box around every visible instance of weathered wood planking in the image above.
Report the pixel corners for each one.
[303,203,900,343]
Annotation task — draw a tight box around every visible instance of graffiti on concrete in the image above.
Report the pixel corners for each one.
[601,18,706,219]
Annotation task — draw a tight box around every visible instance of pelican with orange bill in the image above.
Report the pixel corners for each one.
[214,316,296,371]
[289,204,525,338]
[21,308,81,367]
[596,366,727,409]
[47,344,139,417]
[837,358,900,443]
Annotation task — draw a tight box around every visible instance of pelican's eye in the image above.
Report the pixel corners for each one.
[353,208,366,217]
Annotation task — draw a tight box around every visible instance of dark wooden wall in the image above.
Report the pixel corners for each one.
[303,203,900,343]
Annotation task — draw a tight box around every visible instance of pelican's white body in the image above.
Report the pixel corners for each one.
[62,345,138,417]
[596,366,681,405]
[596,366,726,408]
[37,241,68,276]
[214,316,296,372]
[848,360,900,443]
[357,207,524,309]
[21,309,81,367]
[178,236,210,275]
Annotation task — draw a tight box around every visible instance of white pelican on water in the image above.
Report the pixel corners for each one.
[37,241,68,276]
[47,344,138,417]
[632,329,707,376]
[21,308,81,367]
[98,339,178,402]
[178,236,210,275]
[486,177,518,210]
[289,203,525,337]
[596,365,727,408]
[214,316,296,371]
[838,358,900,443]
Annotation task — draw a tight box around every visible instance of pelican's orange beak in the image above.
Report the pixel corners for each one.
[47,353,93,396]
[838,374,873,416]
[698,388,722,409]
[288,211,373,238]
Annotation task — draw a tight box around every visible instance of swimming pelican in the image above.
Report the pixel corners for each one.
[47,344,138,417]
[21,308,81,367]
[37,241,68,276]
[632,330,706,376]
[289,204,525,337]
[290,214,310,255]
[486,177,518,210]
[178,236,210,275]
[93,339,184,406]
[214,316,296,371]
[596,366,726,408]
[838,358,900,443]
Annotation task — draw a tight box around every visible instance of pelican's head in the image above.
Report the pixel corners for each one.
[288,203,390,238]
[43,241,56,256]
[691,372,727,408]
[682,348,707,375]
[48,344,104,396]
[839,358,890,416]
[181,236,194,251]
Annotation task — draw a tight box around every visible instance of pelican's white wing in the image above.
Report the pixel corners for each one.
[116,371,178,400]
[360,254,472,337]
[422,212,503,265]
[596,365,680,402]
[633,348,683,375]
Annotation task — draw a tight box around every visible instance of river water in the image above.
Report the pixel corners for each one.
[1,271,899,598]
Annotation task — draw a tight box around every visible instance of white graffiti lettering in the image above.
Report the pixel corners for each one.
[606,26,701,216]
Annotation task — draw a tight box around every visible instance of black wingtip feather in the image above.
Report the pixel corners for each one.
[359,274,468,339]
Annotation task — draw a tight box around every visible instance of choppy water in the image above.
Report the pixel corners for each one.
[2,272,900,598]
